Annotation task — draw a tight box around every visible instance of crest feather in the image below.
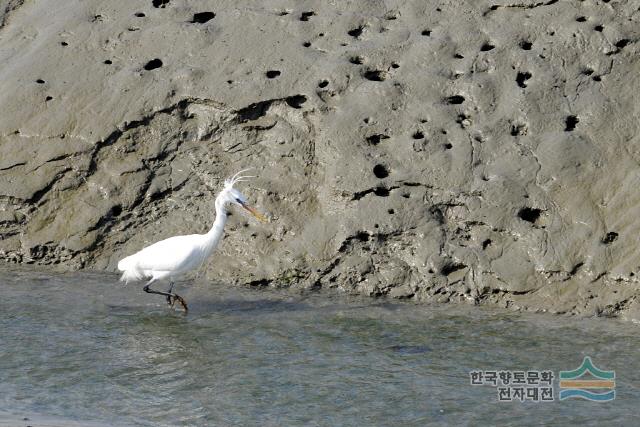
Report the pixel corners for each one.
[224,168,256,188]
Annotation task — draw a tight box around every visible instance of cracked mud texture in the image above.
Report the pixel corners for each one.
[1,0,640,320]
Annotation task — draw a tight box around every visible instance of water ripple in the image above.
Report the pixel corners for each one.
[1,269,639,426]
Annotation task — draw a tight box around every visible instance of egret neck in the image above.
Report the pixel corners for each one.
[201,193,229,256]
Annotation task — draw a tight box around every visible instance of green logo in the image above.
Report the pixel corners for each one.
[559,357,615,401]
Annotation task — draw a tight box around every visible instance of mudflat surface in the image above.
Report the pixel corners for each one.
[1,1,640,318]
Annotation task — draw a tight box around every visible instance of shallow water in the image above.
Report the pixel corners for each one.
[0,268,638,426]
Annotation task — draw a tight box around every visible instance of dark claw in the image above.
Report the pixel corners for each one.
[143,282,186,311]
[173,294,188,311]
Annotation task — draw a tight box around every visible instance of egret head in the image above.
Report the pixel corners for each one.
[218,169,268,222]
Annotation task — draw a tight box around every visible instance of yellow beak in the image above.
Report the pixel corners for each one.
[240,202,268,223]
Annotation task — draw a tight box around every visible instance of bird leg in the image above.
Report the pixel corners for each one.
[165,282,174,305]
[143,281,188,312]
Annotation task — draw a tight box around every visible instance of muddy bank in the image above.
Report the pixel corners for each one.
[1,0,640,320]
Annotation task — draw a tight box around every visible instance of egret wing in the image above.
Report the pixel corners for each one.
[129,234,204,272]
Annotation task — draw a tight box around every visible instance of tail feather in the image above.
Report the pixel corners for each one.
[118,255,145,283]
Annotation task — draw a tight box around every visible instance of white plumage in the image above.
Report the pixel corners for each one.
[117,170,266,310]
[118,234,206,281]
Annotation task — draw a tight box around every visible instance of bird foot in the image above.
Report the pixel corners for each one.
[167,294,188,312]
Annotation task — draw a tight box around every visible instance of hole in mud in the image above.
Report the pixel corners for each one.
[582,68,594,76]
[303,41,311,47]
[391,62,400,69]
[144,58,163,70]
[348,26,364,37]
[480,43,495,51]
[445,95,465,104]
[482,239,492,249]
[152,0,170,8]
[413,131,424,139]
[45,96,53,101]
[300,11,315,21]
[602,232,618,244]
[564,115,579,131]
[363,70,387,81]
[374,187,390,197]
[355,231,370,242]
[518,207,541,223]
[576,16,587,22]
[61,41,68,46]
[366,134,389,145]
[191,12,215,23]
[135,12,145,17]
[593,75,602,82]
[454,53,464,59]
[350,55,364,64]
[285,94,307,108]
[373,164,389,178]
[318,80,329,88]
[110,205,123,217]
[279,10,290,16]
[266,70,281,79]
[104,59,112,64]
[227,80,233,84]
[233,100,265,122]
[615,39,630,49]
[444,143,453,150]
[594,24,604,32]
[511,123,527,136]
[387,208,395,214]
[520,40,533,50]
[36,79,45,84]
[421,29,431,36]
[441,262,467,276]
[516,71,532,88]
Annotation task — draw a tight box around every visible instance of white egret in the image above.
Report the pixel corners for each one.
[117,170,267,311]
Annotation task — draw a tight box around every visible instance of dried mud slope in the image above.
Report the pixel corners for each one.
[1,0,640,320]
